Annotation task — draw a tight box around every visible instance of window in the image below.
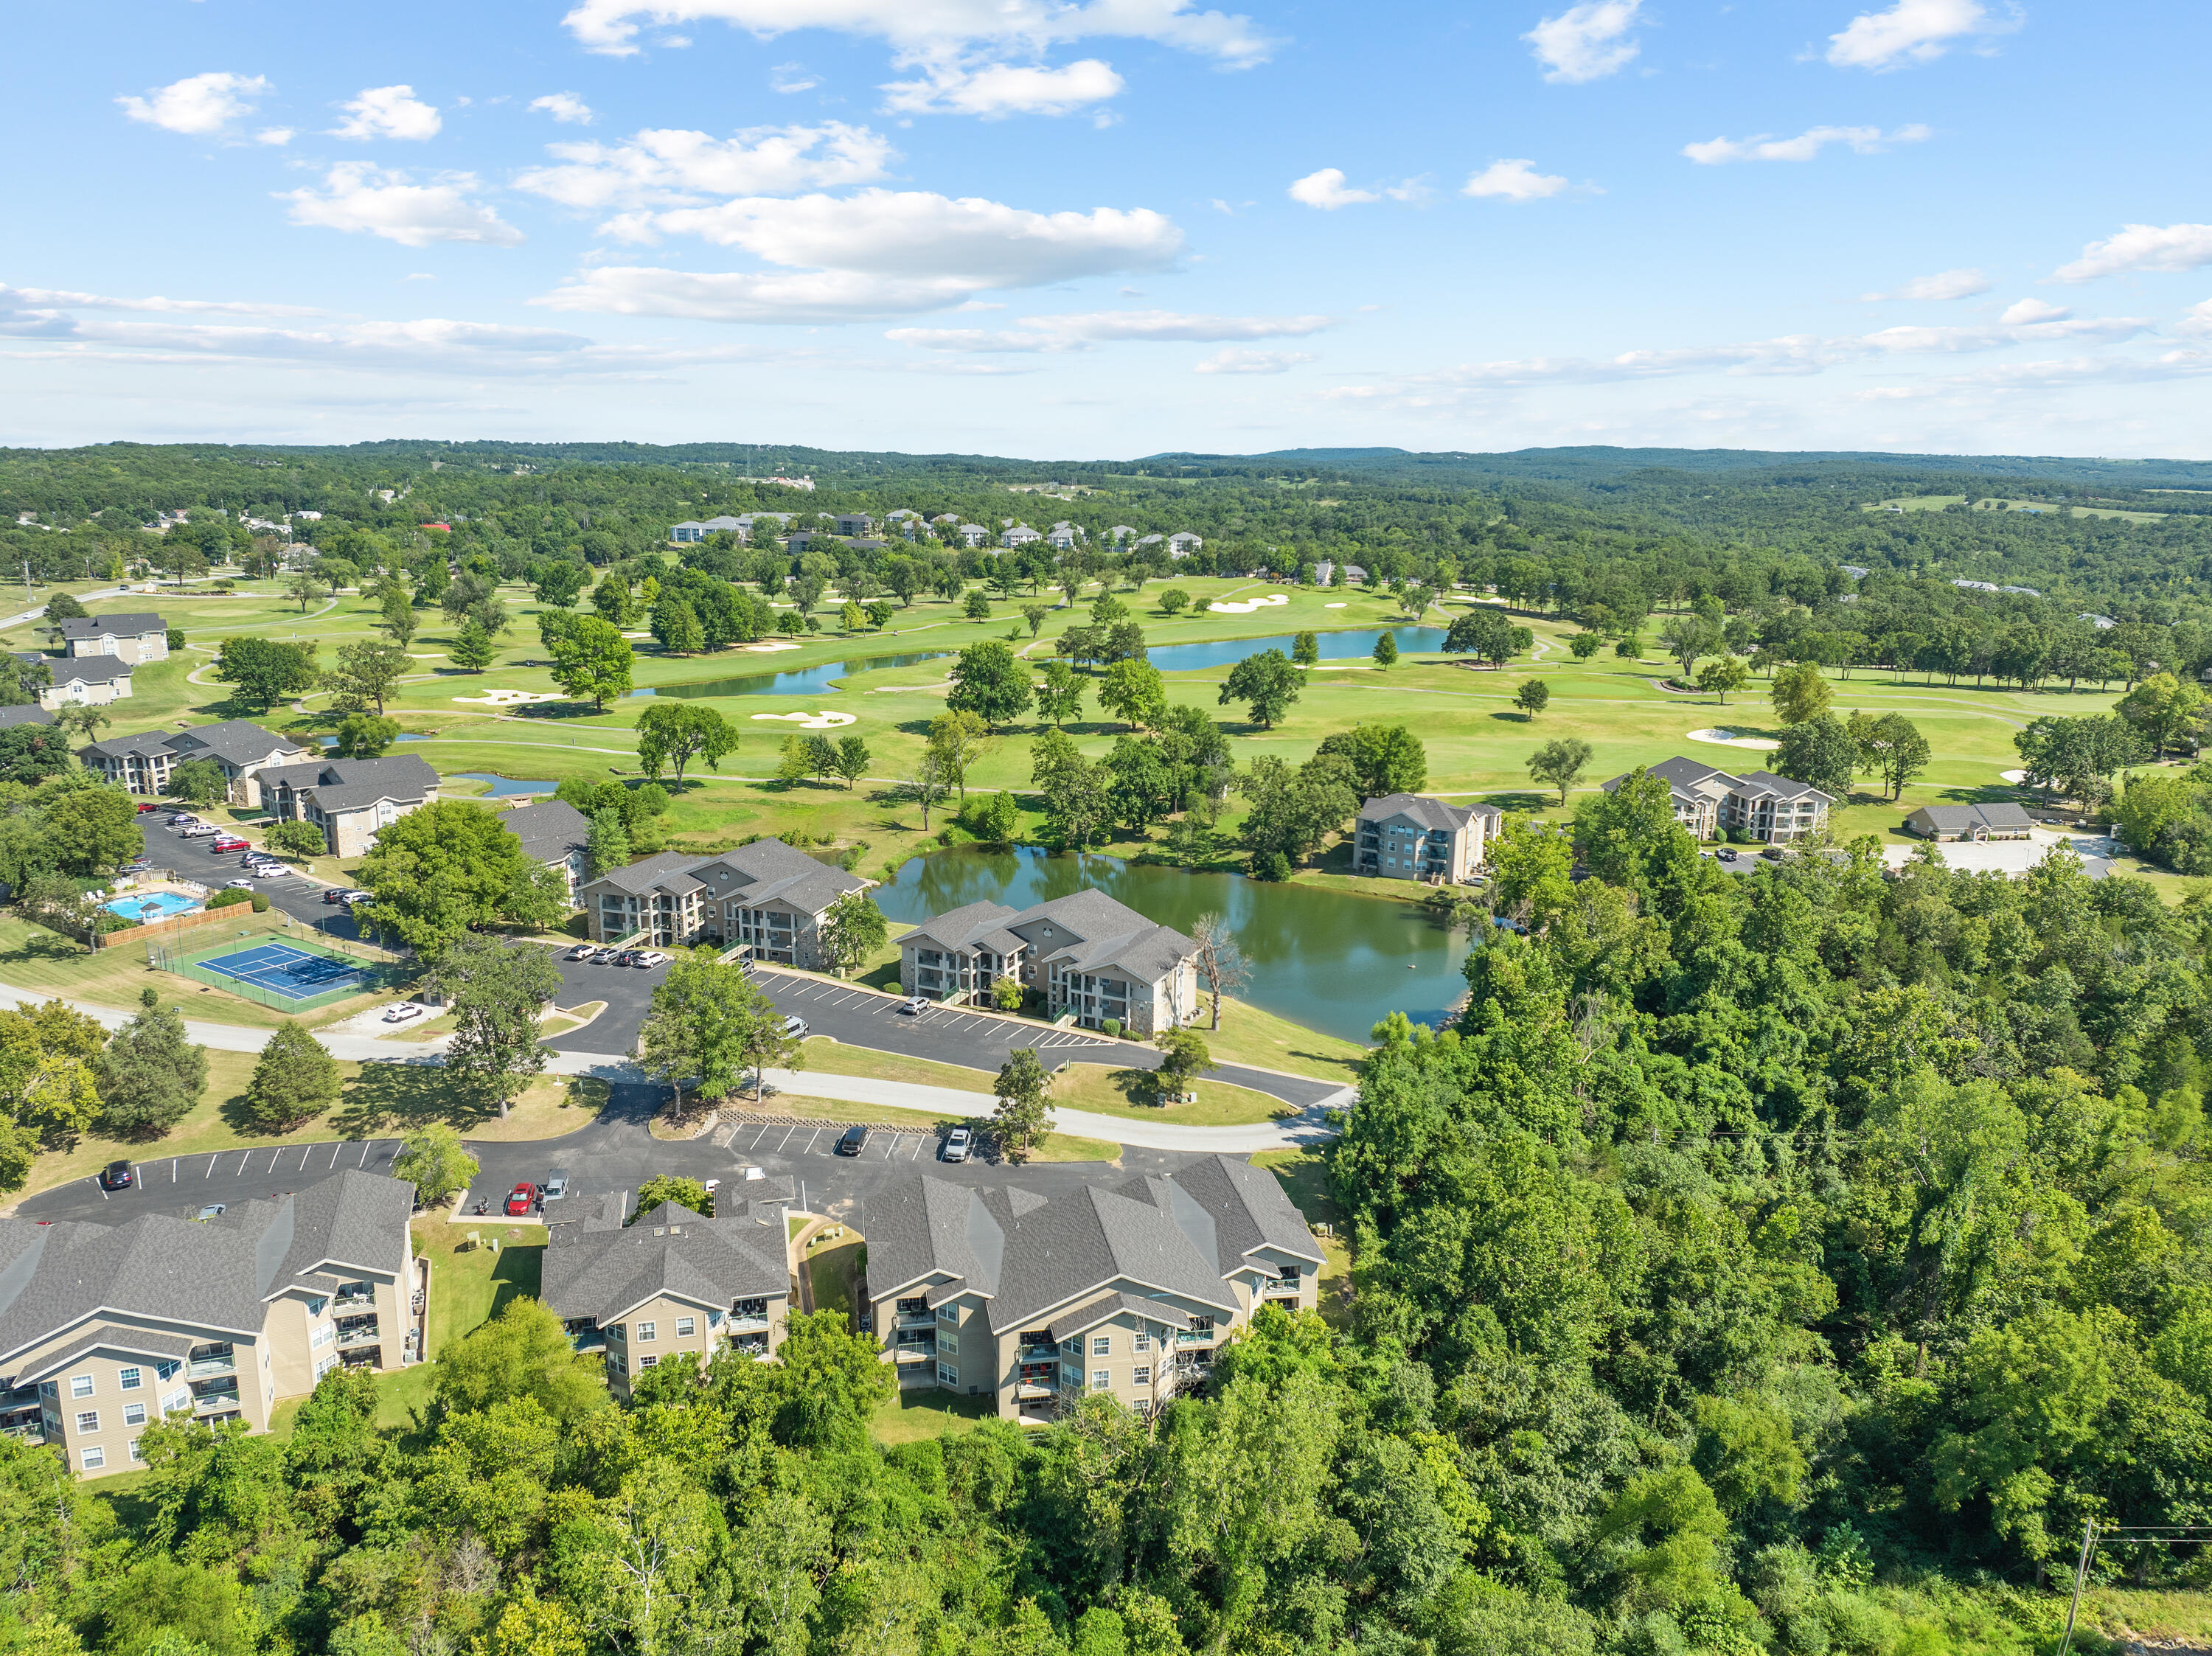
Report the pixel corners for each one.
[315,1356,338,1380]
[637,1356,658,1369]
[74,1411,97,1434]
[117,1368,141,1391]
[610,1355,627,1375]
[307,1296,328,1317]
[635,1322,655,1341]
[161,1386,190,1415]
[129,1438,144,1463]
[69,1375,93,1399]
[1132,1365,1151,1386]
[1061,1364,1083,1387]
[607,1323,625,1341]
[936,1330,959,1356]
[311,1324,335,1349]
[156,1360,178,1382]
[675,1317,695,1337]
[1091,1335,1111,1357]
[936,1362,959,1385]
[1133,1333,1150,1353]
[937,1304,959,1323]
[123,1402,145,1427]
[1091,1370,1110,1391]
[1134,1399,1152,1419]
[78,1447,103,1470]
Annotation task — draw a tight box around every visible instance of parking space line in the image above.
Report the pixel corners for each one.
[804,1129,823,1155]
[776,1125,796,1152]
[358,1141,372,1166]
[328,1143,341,1168]
[234,1152,251,1176]
[910,1136,924,1160]
[206,1155,218,1178]
[170,1158,177,1182]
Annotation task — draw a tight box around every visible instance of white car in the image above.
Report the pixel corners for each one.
[781,1015,808,1037]
[633,950,669,967]
[249,863,295,879]
[941,1127,972,1163]
[383,1003,426,1023]
[180,824,218,838]
[223,879,256,891]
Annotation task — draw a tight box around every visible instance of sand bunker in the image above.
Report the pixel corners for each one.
[1207,593,1293,614]
[1687,727,1781,751]
[751,709,857,730]
[452,689,563,707]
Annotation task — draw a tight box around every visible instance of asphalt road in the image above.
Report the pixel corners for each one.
[12,1090,1209,1231]
[542,956,1340,1109]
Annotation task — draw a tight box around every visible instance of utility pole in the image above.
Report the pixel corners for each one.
[2056,1520,2096,1656]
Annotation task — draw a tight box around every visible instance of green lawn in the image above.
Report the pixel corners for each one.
[412,1217,545,1359]
[1251,1147,1353,1329]
[795,1037,1287,1125]
[806,1235,862,1321]
[871,1386,999,1444]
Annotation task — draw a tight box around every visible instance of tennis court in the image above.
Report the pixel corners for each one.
[196,941,367,1003]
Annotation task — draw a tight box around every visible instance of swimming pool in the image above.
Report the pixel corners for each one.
[102,891,202,921]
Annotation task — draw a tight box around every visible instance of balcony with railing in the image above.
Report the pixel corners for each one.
[333,1288,376,1310]
[187,1343,236,1377]
[335,1321,382,1349]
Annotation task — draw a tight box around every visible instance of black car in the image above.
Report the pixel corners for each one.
[99,1160,133,1191]
[833,1124,870,1157]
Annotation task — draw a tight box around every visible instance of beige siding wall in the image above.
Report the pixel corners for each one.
[597,1291,788,1399]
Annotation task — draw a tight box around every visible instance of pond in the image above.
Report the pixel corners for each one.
[621,625,1449,699]
[451,772,557,797]
[1146,625,1445,672]
[628,650,953,699]
[875,844,1475,1044]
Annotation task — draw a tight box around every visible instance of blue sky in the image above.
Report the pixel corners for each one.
[4,0,2210,459]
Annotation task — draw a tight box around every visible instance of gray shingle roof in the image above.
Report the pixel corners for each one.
[1357,793,1495,832]
[0,1169,412,1380]
[260,754,440,813]
[48,657,133,685]
[56,613,166,639]
[580,837,868,916]
[1910,801,2037,832]
[1157,1155,1326,1267]
[169,720,308,767]
[1006,889,1196,984]
[501,799,591,864]
[540,1200,787,1323]
[1047,1290,1192,1343]
[0,705,52,729]
[1608,756,1835,810]
[985,1185,1239,1334]
[900,900,1022,954]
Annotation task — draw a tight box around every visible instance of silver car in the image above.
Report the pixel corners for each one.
[941,1127,972,1163]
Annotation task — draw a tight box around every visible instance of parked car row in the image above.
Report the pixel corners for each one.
[563,944,670,968]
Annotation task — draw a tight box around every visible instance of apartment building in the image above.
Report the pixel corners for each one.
[0,1169,415,1477]
[864,1157,1323,1422]
[577,837,869,963]
[1609,756,1836,844]
[259,754,441,856]
[501,798,591,896]
[543,1188,793,1399]
[78,719,311,804]
[898,888,1199,1034]
[36,655,133,709]
[1353,793,1500,883]
[55,613,169,663]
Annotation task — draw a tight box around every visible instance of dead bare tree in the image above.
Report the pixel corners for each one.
[1189,912,1251,1031]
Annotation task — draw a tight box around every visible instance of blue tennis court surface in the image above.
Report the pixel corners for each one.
[198,942,366,1001]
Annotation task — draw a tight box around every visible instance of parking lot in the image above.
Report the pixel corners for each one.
[136,811,364,942]
[717,1116,953,1164]
[21,1138,404,1225]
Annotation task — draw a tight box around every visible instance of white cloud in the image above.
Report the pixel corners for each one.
[538,189,1183,322]
[1997,297,2068,324]
[1683,123,1931,163]
[560,0,1274,68]
[2181,300,2212,338]
[1324,309,2154,407]
[1825,0,2017,70]
[1523,0,1643,83]
[2053,223,2212,283]
[256,127,295,146]
[514,122,892,210]
[1860,267,1991,300]
[330,85,442,142]
[1462,159,1569,201]
[116,72,271,137]
[886,309,1333,350]
[0,284,327,318]
[1288,168,1377,209]
[771,63,818,92]
[530,92,597,125]
[280,164,524,247]
[881,58,1124,117]
[1194,347,1312,373]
